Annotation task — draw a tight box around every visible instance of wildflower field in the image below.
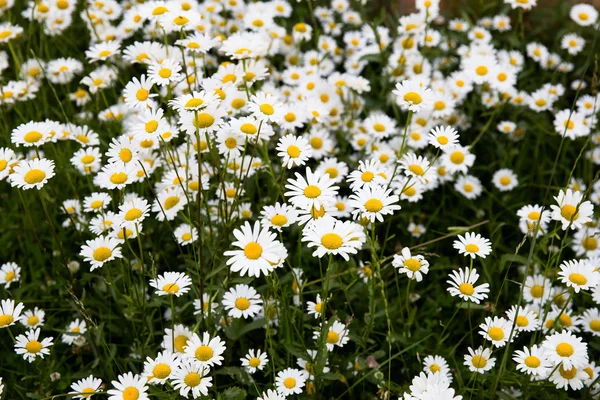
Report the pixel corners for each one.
[1,0,600,398]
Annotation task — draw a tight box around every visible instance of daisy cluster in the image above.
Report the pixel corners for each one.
[0,0,600,399]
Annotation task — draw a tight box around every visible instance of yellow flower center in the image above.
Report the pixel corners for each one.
[365,198,383,213]
[260,104,274,115]
[0,314,14,326]
[158,68,172,79]
[465,244,479,253]
[409,164,424,176]
[476,66,488,76]
[81,155,95,164]
[27,315,39,326]
[26,340,43,353]
[125,208,142,221]
[569,273,587,286]
[500,176,511,185]
[164,196,180,210]
[404,258,421,272]
[361,171,374,182]
[193,113,215,129]
[556,342,574,357]
[24,169,46,184]
[235,298,250,310]
[528,211,540,220]
[373,123,385,132]
[310,137,323,149]
[244,242,263,260]
[248,357,261,368]
[162,283,179,294]
[459,283,474,296]
[488,327,504,341]
[403,91,422,104]
[516,316,528,327]
[326,331,339,344]
[321,233,343,250]
[524,355,540,368]
[471,355,487,368]
[450,151,464,164]
[559,365,577,379]
[24,131,43,143]
[284,377,296,389]
[153,363,171,379]
[93,247,112,262]
[589,320,600,332]
[287,145,301,158]
[184,371,201,387]
[304,185,321,198]
[583,237,598,250]
[185,98,203,109]
[174,335,188,352]
[110,172,127,184]
[182,233,192,241]
[195,345,214,361]
[437,136,449,145]
[271,214,288,226]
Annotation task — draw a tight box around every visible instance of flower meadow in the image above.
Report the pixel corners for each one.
[1,0,600,399]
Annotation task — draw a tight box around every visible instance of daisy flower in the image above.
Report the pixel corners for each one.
[193,293,218,317]
[277,135,313,169]
[143,351,180,384]
[550,189,594,230]
[148,58,182,87]
[549,364,588,391]
[348,185,401,223]
[123,75,157,110]
[454,174,483,200]
[70,375,103,399]
[275,368,306,396]
[171,359,213,398]
[249,92,283,123]
[542,331,588,369]
[80,236,123,271]
[107,372,148,400]
[558,259,599,293]
[453,232,492,259]
[479,316,512,347]
[306,294,324,319]
[392,247,430,282]
[301,216,366,261]
[393,79,434,112]
[517,204,550,236]
[464,346,495,374]
[492,169,519,191]
[313,320,350,351]
[447,267,490,304]
[224,221,286,277]
[0,299,25,328]
[506,305,540,332]
[162,324,194,355]
[183,332,226,367]
[96,162,137,190]
[174,224,198,246]
[513,345,552,378]
[9,158,55,190]
[427,125,459,149]
[441,145,475,174]
[62,319,87,345]
[118,197,150,228]
[399,152,435,184]
[258,390,285,400]
[347,159,388,191]
[570,3,598,27]
[241,349,268,374]
[222,284,263,319]
[152,187,188,222]
[150,272,192,297]
[285,167,339,211]
[422,355,451,380]
[19,307,45,329]
[0,262,20,288]
[14,328,53,362]
[260,203,299,232]
[11,121,51,147]
[581,308,600,336]
[85,41,120,63]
